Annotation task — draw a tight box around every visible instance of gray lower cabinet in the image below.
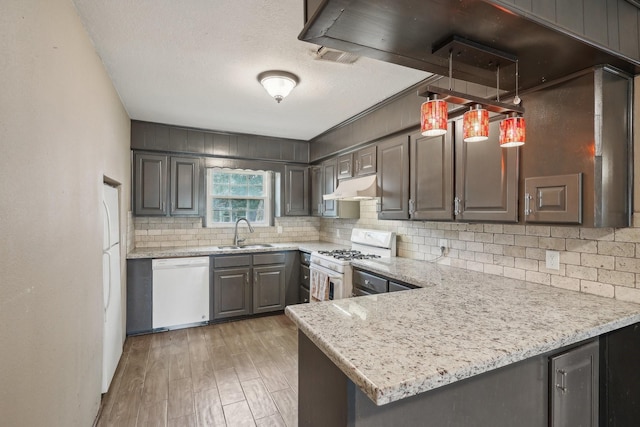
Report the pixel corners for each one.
[454,119,519,222]
[213,252,290,320]
[284,165,309,216]
[126,259,153,335]
[377,134,410,220]
[550,340,599,427]
[134,152,201,217]
[213,266,251,319]
[253,265,286,313]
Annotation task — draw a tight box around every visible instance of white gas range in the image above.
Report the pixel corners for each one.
[309,228,396,301]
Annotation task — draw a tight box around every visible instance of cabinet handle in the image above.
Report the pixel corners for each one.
[376,200,381,213]
[454,197,461,216]
[304,275,309,280]
[287,203,290,213]
[408,199,415,216]
[555,369,567,393]
[524,193,533,216]
[245,273,249,286]
[254,272,258,285]
[364,279,370,285]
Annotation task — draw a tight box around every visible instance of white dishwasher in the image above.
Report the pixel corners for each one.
[152,257,210,329]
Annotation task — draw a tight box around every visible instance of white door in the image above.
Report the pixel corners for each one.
[102,183,123,393]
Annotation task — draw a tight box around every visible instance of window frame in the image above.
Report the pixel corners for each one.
[205,168,273,228]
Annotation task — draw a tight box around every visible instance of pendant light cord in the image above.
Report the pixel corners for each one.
[448,50,453,91]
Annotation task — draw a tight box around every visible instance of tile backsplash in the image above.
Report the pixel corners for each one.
[131,200,640,304]
[321,200,640,305]
[133,216,320,248]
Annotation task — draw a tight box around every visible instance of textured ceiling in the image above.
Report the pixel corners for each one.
[71,0,431,141]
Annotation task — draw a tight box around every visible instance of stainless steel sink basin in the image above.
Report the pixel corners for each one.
[216,244,274,250]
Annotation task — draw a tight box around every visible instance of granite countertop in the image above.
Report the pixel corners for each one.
[285,257,640,406]
[127,241,349,259]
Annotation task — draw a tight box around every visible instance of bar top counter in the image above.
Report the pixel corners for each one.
[285,257,640,406]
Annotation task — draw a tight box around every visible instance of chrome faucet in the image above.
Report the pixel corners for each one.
[234,217,254,246]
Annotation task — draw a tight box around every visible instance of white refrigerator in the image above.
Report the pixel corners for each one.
[102,183,123,393]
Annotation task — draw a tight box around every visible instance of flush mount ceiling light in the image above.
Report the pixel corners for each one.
[418,36,526,147]
[257,70,299,103]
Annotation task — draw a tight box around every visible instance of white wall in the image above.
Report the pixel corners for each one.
[0,1,130,425]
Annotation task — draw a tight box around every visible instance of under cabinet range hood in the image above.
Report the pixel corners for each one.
[323,175,377,201]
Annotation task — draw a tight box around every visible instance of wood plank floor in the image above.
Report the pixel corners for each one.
[98,314,298,427]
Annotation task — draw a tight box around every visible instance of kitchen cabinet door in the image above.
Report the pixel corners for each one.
[454,119,519,222]
[310,166,322,217]
[354,146,377,177]
[409,125,454,221]
[134,153,168,216]
[377,135,410,220]
[337,153,353,179]
[170,156,200,216]
[213,267,251,319]
[284,165,310,216]
[550,340,599,427]
[322,159,338,217]
[126,259,153,335]
[253,264,286,314]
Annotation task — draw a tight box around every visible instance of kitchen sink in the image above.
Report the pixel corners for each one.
[215,244,274,250]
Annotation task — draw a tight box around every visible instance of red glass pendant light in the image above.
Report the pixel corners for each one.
[463,105,489,142]
[499,114,526,147]
[420,98,448,136]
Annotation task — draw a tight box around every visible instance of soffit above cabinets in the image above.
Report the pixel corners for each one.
[300,0,640,92]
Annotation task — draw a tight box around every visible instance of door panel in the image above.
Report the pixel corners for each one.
[170,157,200,215]
[213,267,250,319]
[135,153,167,215]
[323,159,338,217]
[355,146,377,176]
[410,125,454,220]
[377,135,409,220]
[455,119,519,222]
[253,265,286,314]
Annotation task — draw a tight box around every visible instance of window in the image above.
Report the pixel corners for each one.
[206,168,272,227]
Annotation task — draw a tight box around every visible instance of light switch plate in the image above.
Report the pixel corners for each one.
[546,250,560,270]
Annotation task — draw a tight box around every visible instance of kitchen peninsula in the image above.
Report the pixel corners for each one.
[285,258,640,426]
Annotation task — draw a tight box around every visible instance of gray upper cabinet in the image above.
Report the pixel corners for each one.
[310,166,323,217]
[170,156,201,216]
[354,146,377,177]
[322,159,338,217]
[134,152,202,217]
[409,125,454,221]
[134,153,168,216]
[337,153,353,180]
[524,174,583,224]
[454,119,519,222]
[377,134,410,220]
[284,165,309,216]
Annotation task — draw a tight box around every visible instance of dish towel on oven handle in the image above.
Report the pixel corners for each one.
[310,269,330,302]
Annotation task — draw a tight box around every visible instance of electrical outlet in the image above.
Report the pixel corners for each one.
[546,250,560,270]
[438,239,448,249]
[277,226,283,234]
